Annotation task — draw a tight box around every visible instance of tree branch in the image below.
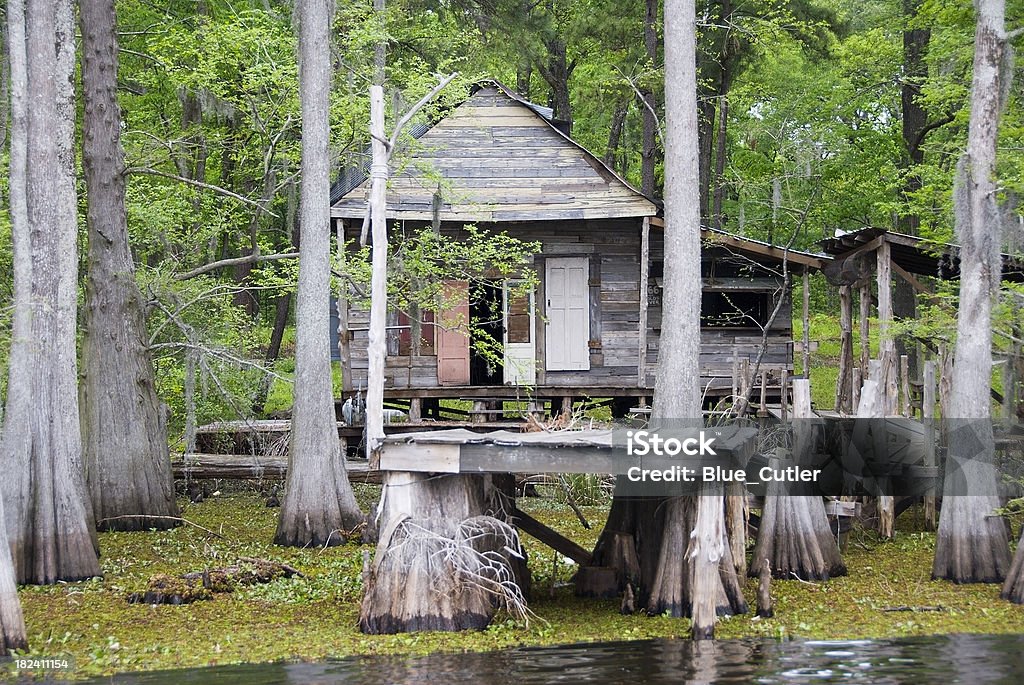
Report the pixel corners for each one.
[387,72,459,155]
[125,166,279,217]
[174,251,300,280]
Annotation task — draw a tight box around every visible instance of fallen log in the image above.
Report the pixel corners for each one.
[171,453,380,484]
[127,558,303,605]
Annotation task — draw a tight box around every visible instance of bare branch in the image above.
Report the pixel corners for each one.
[126,166,279,217]
[386,72,459,156]
[98,515,223,538]
[174,251,300,280]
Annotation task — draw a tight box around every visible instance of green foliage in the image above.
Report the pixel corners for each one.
[340,224,539,367]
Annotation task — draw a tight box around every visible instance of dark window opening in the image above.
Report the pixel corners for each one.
[701,291,770,328]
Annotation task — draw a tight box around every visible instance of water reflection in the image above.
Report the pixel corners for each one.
[50,633,1024,685]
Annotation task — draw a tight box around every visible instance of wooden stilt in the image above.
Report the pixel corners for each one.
[780,368,789,422]
[859,284,871,380]
[900,354,911,418]
[802,271,811,377]
[852,367,862,410]
[876,241,898,416]
[923,360,937,531]
[837,284,854,413]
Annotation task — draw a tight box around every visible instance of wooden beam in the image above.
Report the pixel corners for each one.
[859,284,871,381]
[377,443,461,472]
[836,234,885,263]
[638,216,650,386]
[890,259,932,296]
[512,508,592,565]
[700,230,826,270]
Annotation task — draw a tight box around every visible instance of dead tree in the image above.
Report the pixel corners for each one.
[933,0,1012,584]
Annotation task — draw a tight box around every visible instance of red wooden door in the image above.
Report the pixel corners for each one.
[436,280,470,385]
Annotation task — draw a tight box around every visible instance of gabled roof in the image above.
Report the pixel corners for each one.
[331,81,658,223]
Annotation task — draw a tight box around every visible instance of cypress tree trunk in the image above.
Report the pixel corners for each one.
[78,0,180,532]
[359,473,528,633]
[275,0,364,546]
[752,379,845,581]
[0,494,26,652]
[0,0,101,584]
[0,0,30,646]
[644,0,745,638]
[933,0,1011,584]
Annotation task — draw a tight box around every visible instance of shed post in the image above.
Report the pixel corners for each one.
[638,216,650,386]
[876,239,898,415]
[336,218,353,393]
[801,270,811,377]
[923,359,937,531]
[859,284,871,382]
[836,285,853,412]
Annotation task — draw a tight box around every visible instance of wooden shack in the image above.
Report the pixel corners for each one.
[330,81,827,416]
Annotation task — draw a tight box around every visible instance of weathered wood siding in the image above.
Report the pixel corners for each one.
[646,234,794,391]
[332,85,657,223]
[342,220,794,394]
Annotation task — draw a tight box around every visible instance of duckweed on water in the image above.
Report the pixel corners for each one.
[8,491,1024,679]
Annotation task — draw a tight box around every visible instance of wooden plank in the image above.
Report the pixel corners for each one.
[461,443,619,474]
[512,508,592,565]
[890,259,932,295]
[377,443,461,473]
[638,216,650,387]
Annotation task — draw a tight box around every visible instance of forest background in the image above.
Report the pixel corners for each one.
[1,0,1022,440]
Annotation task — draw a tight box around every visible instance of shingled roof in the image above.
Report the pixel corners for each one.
[330,81,658,223]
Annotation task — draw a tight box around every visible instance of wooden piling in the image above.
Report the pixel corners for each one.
[900,354,911,418]
[859,284,871,380]
[756,558,773,618]
[836,284,854,413]
[802,271,811,377]
[923,359,937,531]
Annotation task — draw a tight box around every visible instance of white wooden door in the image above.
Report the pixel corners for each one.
[503,281,536,385]
[545,257,590,371]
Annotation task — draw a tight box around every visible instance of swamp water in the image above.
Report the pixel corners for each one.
[40,633,1024,684]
